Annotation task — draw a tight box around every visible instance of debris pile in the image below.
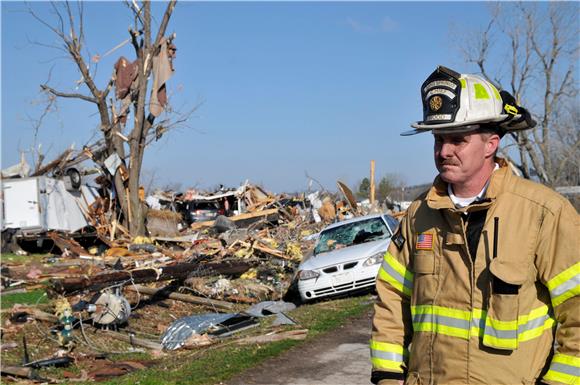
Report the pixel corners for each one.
[2,171,366,382]
[1,150,401,382]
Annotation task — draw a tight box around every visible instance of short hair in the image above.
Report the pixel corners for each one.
[478,125,505,138]
[476,127,501,157]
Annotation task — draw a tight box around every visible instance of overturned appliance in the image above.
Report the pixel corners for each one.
[91,292,132,326]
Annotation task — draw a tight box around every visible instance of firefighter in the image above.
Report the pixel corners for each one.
[370,66,579,385]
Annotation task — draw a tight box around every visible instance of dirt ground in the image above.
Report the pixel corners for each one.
[224,308,373,385]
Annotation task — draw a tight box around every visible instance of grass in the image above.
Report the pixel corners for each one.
[1,289,48,309]
[80,294,373,385]
[0,252,47,264]
[1,252,50,309]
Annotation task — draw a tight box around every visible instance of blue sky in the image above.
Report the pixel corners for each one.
[2,1,497,193]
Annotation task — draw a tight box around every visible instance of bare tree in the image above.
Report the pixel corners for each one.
[455,2,579,187]
[28,1,180,235]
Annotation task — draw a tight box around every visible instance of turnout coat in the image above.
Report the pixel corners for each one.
[371,159,580,385]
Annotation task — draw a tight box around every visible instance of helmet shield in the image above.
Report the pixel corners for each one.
[419,66,462,127]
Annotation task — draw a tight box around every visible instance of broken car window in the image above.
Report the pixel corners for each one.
[314,218,390,255]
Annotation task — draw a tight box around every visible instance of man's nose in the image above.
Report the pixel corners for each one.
[438,142,454,157]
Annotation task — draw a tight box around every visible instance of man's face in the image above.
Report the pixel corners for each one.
[433,131,497,186]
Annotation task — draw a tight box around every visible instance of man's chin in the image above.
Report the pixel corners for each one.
[439,171,458,184]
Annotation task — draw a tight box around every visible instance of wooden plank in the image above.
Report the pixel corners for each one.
[30,148,73,176]
[11,306,58,323]
[47,232,91,257]
[0,365,35,379]
[252,244,292,260]
[103,330,162,351]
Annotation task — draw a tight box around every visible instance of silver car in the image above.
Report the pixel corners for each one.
[297,213,399,301]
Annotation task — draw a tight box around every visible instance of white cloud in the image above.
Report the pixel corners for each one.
[345,16,398,34]
[345,17,373,33]
[380,16,398,32]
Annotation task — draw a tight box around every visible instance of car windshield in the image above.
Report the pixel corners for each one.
[314,217,390,255]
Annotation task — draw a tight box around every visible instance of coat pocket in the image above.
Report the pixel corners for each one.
[413,252,435,274]
[482,259,527,350]
[412,252,438,304]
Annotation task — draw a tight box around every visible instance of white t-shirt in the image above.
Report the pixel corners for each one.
[448,164,499,208]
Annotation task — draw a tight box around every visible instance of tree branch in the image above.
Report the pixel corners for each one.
[153,0,176,47]
[40,84,97,103]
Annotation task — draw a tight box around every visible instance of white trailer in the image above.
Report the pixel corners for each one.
[1,176,93,236]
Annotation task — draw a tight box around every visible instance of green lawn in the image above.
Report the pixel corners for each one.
[1,289,48,309]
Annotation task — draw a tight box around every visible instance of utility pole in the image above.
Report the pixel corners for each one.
[370,160,376,204]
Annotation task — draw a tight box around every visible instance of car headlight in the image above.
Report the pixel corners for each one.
[299,270,320,280]
[363,251,386,267]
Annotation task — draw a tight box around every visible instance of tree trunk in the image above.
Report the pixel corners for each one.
[48,260,253,295]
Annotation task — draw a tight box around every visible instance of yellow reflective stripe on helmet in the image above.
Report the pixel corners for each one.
[369,340,406,372]
[378,252,413,296]
[460,78,466,88]
[547,262,580,307]
[490,84,501,100]
[474,83,490,99]
[544,353,580,384]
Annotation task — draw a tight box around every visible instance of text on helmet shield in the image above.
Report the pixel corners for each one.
[426,89,455,100]
[426,114,452,122]
[423,80,458,93]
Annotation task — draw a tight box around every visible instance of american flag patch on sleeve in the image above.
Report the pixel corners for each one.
[416,233,433,250]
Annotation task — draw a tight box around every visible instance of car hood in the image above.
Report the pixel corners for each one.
[299,239,390,270]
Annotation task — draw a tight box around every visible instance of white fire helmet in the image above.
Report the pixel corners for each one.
[402,66,536,136]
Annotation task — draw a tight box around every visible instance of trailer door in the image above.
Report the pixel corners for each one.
[2,178,42,229]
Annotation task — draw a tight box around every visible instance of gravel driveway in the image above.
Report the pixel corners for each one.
[224,309,373,385]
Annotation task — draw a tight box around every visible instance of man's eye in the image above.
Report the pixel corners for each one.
[451,138,465,145]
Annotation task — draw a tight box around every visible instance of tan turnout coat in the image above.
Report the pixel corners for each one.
[371,159,580,385]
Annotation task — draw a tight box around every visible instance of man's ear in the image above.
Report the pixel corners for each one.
[485,134,500,158]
